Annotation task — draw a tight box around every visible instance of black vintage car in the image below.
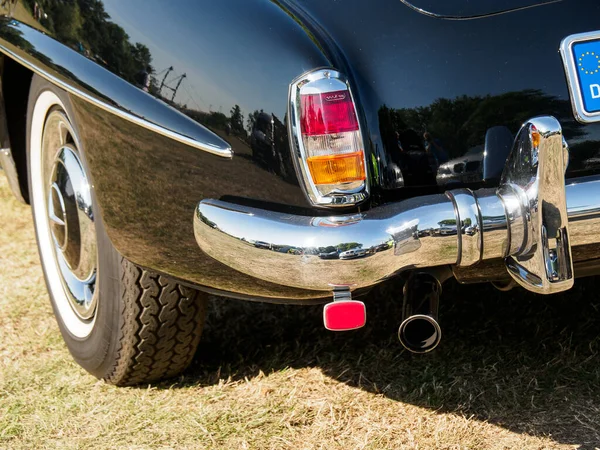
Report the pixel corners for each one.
[1,0,600,385]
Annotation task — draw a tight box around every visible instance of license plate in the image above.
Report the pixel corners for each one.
[561,31,600,123]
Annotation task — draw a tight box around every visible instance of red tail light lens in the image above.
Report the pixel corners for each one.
[300,90,359,136]
[289,69,369,207]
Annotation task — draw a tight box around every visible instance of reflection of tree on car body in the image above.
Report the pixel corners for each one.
[249,110,296,182]
[395,129,437,186]
[250,111,275,170]
[423,132,449,167]
[22,0,154,85]
[378,90,587,189]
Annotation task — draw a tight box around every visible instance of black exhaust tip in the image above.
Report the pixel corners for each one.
[398,314,442,353]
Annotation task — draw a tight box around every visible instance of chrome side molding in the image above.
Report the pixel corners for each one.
[498,117,573,293]
[0,19,232,158]
[194,116,591,295]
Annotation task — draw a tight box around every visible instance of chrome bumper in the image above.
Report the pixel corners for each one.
[194,117,600,294]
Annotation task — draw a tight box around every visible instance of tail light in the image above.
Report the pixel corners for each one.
[288,69,368,207]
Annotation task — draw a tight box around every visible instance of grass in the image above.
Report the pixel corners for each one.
[1,174,600,449]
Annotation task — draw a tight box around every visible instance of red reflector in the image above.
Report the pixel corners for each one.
[323,300,366,331]
[300,90,359,136]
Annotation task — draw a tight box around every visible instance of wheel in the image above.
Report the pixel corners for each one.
[26,75,208,386]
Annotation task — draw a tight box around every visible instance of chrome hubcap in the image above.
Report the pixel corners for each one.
[42,111,98,320]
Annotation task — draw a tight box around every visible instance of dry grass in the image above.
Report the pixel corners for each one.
[1,175,600,449]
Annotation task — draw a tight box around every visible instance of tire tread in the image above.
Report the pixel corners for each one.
[105,258,207,386]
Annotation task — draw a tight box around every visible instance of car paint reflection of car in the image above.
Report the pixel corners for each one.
[318,250,339,260]
[339,248,368,260]
[436,146,484,186]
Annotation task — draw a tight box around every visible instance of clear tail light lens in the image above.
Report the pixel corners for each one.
[288,69,368,207]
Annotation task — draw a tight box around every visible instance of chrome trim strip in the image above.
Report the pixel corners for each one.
[560,31,600,124]
[446,189,482,266]
[397,0,561,21]
[0,21,232,158]
[0,147,25,203]
[476,189,509,260]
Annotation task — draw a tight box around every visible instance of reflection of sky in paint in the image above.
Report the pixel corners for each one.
[103,0,567,109]
[100,0,600,141]
[103,0,251,114]
[103,0,308,118]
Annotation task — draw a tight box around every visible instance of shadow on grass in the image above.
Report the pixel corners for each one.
[180,277,600,447]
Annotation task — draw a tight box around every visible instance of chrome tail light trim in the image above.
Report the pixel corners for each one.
[287,68,369,207]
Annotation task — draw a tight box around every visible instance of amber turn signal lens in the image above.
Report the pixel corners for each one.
[307,151,366,185]
[531,130,541,148]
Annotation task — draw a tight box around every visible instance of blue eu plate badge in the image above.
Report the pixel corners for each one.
[561,32,600,123]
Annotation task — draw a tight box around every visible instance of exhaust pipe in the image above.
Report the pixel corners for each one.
[398,272,442,353]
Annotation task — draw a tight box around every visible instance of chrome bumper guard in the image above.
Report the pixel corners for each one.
[194,117,600,294]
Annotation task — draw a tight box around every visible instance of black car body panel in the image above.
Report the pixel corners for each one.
[294,0,600,194]
[2,0,600,299]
